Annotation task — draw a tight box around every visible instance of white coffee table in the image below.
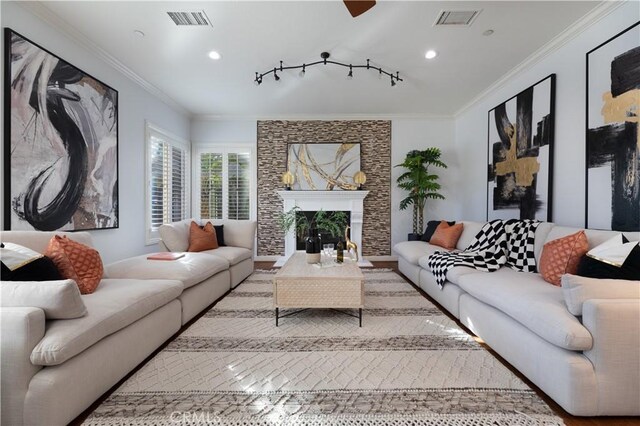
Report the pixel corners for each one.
[273,251,365,326]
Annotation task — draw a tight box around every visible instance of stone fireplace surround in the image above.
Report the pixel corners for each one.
[257,120,391,258]
[275,190,371,266]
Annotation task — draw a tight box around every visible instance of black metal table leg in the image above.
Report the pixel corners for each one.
[276,307,279,327]
[359,308,362,327]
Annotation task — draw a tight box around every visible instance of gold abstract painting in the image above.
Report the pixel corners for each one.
[287,143,360,190]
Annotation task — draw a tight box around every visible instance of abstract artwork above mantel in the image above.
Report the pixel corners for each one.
[287,143,360,190]
[487,74,555,222]
[586,21,639,232]
[3,29,119,231]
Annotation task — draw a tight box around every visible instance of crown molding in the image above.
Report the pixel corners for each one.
[19,1,192,117]
[454,0,625,117]
[193,113,454,122]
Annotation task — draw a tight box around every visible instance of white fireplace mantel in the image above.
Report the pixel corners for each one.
[276,190,370,266]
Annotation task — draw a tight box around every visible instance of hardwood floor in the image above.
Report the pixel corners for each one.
[257,260,639,426]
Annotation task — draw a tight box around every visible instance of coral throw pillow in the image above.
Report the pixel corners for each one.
[188,221,219,252]
[539,231,589,286]
[45,236,104,294]
[430,221,464,250]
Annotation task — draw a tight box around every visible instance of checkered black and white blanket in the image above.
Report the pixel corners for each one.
[427,219,540,288]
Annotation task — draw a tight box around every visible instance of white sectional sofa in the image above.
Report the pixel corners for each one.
[0,219,256,426]
[394,221,640,416]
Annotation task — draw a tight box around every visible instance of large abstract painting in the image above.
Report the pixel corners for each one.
[287,143,360,190]
[4,29,118,231]
[586,22,639,232]
[487,74,555,221]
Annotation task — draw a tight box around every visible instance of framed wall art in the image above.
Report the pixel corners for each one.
[287,143,360,190]
[586,21,639,232]
[487,74,555,221]
[3,28,119,231]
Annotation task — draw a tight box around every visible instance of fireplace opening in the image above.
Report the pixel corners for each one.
[295,211,351,250]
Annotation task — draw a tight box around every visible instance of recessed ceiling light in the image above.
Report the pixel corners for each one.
[208,50,221,60]
[133,30,145,37]
[483,29,495,36]
[425,50,437,59]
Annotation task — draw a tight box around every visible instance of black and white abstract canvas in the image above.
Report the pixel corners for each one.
[4,29,118,231]
[287,143,360,190]
[487,75,555,222]
[586,22,639,232]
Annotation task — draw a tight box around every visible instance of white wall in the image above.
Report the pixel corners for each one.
[1,2,191,263]
[454,2,639,226]
[191,117,457,254]
[391,119,458,247]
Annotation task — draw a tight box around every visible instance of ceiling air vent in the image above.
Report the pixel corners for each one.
[434,10,481,26]
[167,11,212,26]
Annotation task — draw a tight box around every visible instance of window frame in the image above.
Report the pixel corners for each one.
[145,121,191,245]
[192,144,256,222]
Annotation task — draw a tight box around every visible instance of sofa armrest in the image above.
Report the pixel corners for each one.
[1,307,46,425]
[582,299,640,415]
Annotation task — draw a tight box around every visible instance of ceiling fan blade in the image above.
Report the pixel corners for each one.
[343,0,376,18]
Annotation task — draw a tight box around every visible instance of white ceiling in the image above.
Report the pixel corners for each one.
[37,1,599,117]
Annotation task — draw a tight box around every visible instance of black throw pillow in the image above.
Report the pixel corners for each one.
[421,220,456,242]
[214,225,226,247]
[577,243,640,280]
[1,256,63,282]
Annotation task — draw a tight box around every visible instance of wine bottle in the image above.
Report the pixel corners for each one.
[336,240,344,263]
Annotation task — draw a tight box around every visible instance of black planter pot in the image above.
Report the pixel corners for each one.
[408,233,422,241]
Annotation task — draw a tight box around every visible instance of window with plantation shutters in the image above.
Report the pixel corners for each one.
[195,148,253,222]
[146,123,190,244]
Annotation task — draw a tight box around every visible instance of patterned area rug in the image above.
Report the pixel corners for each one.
[84,269,564,425]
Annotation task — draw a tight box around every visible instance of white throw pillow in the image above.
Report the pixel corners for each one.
[1,279,88,319]
[561,274,640,316]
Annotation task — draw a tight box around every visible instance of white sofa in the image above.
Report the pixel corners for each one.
[158,218,256,288]
[394,221,640,416]
[0,220,256,426]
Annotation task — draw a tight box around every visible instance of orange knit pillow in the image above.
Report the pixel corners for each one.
[539,231,589,286]
[430,221,464,250]
[188,221,219,252]
[45,236,103,294]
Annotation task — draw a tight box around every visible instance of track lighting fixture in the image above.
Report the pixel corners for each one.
[255,52,402,86]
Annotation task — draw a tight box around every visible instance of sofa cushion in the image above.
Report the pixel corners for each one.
[1,279,87,319]
[188,221,219,252]
[45,236,104,294]
[201,246,252,266]
[0,242,62,282]
[30,278,182,366]
[456,221,484,250]
[159,220,191,252]
[457,268,593,351]
[431,222,464,250]
[561,274,640,316]
[539,230,589,286]
[104,253,229,289]
[394,241,447,266]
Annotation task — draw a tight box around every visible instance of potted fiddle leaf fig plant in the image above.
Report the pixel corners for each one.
[396,148,447,240]
[277,207,349,263]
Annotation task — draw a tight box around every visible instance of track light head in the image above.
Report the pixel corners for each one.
[274,69,280,81]
[347,65,353,79]
[299,64,306,77]
[391,77,396,87]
